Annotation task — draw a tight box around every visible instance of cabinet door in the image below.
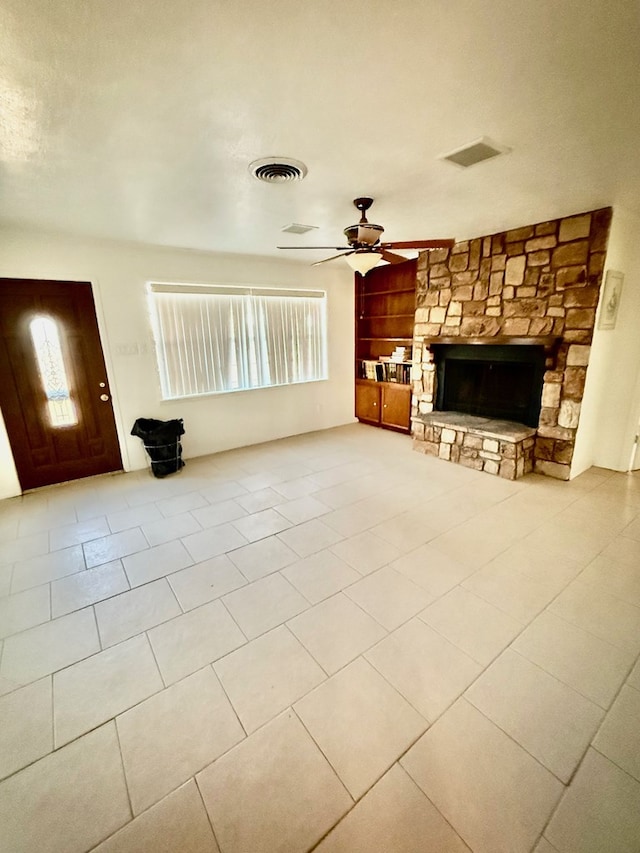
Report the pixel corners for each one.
[355,381,380,424]
[381,383,411,431]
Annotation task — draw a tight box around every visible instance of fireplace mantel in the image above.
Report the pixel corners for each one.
[422,335,561,355]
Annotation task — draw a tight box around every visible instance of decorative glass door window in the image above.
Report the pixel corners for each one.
[29,316,78,427]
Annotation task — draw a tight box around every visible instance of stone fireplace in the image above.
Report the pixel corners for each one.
[433,342,546,427]
[411,208,612,480]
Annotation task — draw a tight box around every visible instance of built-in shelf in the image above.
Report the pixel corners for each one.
[359,337,413,343]
[361,288,416,297]
[355,260,417,434]
[356,377,412,388]
[361,313,415,320]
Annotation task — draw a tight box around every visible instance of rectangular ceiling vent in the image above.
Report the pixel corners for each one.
[441,137,511,168]
[281,223,318,234]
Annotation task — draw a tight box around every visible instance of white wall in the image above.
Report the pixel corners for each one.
[0,226,355,499]
[572,208,640,475]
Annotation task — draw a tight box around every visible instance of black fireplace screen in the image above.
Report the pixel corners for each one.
[434,344,546,427]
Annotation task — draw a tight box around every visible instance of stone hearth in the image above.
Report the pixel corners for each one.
[412,412,536,480]
[411,208,612,480]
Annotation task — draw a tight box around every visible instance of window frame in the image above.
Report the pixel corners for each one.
[147,281,329,401]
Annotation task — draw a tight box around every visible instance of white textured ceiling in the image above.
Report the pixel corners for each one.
[2,0,639,262]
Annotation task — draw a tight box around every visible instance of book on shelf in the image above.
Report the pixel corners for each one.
[390,345,411,363]
[381,360,411,384]
[360,358,410,384]
[361,360,384,381]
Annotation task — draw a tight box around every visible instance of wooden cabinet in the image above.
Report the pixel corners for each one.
[381,382,412,430]
[355,379,412,432]
[354,260,416,434]
[355,379,381,423]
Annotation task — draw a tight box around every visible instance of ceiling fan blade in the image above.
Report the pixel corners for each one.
[380,239,455,250]
[311,251,355,266]
[380,250,409,265]
[278,246,352,250]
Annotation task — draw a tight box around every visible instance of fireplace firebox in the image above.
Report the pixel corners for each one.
[433,344,546,428]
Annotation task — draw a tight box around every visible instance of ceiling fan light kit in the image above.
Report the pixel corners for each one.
[345,252,384,275]
[277,197,455,274]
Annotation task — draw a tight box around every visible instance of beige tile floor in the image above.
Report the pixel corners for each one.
[1,423,640,852]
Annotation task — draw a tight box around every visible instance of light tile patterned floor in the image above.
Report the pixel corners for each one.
[0,423,639,852]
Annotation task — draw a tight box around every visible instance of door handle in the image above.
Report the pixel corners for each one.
[100,394,110,402]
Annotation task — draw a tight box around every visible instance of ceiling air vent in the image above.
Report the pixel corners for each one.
[440,137,511,168]
[281,223,318,234]
[249,158,308,183]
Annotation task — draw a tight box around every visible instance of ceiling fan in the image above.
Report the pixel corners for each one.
[278,197,455,274]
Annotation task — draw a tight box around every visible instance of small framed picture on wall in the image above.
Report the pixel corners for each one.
[598,270,624,330]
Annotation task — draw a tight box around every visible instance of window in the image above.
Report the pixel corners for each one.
[149,283,327,399]
[29,316,77,427]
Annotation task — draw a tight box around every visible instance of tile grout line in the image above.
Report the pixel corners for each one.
[292,701,469,853]
[15,642,170,768]
[208,663,248,739]
[458,610,640,845]
[193,772,225,851]
[589,737,640,787]
[49,673,55,756]
[361,605,587,787]
[112,716,135,822]
[290,704,357,801]
[217,596,250,645]
[90,604,104,653]
[286,594,391,678]
[144,629,169,690]
[512,606,640,706]
[567,650,640,786]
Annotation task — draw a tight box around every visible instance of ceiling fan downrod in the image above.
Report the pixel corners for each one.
[353,197,374,223]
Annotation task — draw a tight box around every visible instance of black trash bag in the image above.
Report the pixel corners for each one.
[130,418,185,478]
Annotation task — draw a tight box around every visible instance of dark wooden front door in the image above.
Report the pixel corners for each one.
[0,278,122,490]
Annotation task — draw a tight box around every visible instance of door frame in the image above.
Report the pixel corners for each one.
[84,276,129,471]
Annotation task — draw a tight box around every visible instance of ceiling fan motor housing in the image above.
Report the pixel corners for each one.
[344,223,384,247]
[345,197,384,247]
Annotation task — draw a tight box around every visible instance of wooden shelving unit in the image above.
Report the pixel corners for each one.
[354,260,417,433]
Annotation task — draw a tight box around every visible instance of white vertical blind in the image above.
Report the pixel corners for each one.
[150,286,327,399]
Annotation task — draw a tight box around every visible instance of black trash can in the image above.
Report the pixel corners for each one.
[130,418,185,478]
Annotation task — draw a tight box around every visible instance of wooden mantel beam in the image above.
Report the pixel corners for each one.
[421,335,561,355]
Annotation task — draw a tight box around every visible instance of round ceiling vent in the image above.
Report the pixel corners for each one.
[249,157,308,183]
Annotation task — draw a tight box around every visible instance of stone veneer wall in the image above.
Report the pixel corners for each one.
[411,207,612,479]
